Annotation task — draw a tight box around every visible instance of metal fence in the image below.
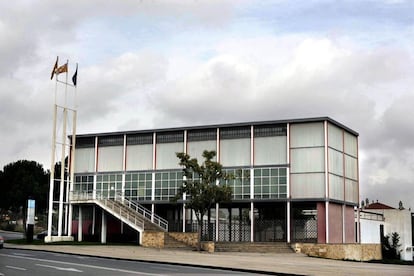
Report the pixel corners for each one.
[292,218,317,242]
[254,219,286,242]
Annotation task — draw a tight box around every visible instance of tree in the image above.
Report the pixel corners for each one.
[0,160,49,217]
[382,232,402,260]
[174,150,232,251]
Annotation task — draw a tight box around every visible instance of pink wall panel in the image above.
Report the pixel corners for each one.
[317,202,326,243]
[328,203,343,243]
[344,205,356,243]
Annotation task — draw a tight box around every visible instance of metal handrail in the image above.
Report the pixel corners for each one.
[70,191,168,231]
[112,192,168,231]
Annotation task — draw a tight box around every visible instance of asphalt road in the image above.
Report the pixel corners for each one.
[0,248,265,276]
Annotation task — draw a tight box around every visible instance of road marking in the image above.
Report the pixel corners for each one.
[12,252,34,257]
[36,264,83,272]
[5,265,27,271]
[0,253,166,276]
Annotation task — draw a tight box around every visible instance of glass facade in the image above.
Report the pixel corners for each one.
[74,175,93,192]
[254,167,287,199]
[125,172,152,201]
[223,168,251,200]
[96,173,122,198]
[154,170,183,201]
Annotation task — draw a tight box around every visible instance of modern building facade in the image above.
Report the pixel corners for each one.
[69,117,359,244]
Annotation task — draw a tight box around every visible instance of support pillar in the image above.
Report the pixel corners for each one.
[287,201,291,243]
[101,211,107,244]
[250,202,254,242]
[77,206,83,242]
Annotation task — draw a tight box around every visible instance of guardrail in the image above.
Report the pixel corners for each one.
[99,196,145,230]
[70,191,168,232]
[113,193,168,231]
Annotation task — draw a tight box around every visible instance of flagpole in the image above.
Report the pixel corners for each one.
[57,60,69,237]
[47,56,59,241]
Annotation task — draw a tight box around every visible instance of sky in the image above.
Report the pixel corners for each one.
[1,0,413,210]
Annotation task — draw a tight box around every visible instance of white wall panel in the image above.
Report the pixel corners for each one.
[329,173,344,200]
[220,138,250,166]
[328,123,343,151]
[345,179,358,203]
[328,148,344,176]
[156,142,183,169]
[290,173,325,198]
[345,155,358,180]
[98,146,123,172]
[254,136,287,165]
[290,122,324,148]
[344,132,358,157]
[126,144,153,171]
[290,147,325,173]
[187,140,217,163]
[74,148,95,173]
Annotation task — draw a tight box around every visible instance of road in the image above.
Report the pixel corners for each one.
[0,248,266,276]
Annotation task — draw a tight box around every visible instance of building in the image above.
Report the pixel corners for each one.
[67,117,359,245]
[360,201,413,261]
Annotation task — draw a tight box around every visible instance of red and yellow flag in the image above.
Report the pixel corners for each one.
[55,63,68,75]
[50,57,58,80]
[50,57,68,80]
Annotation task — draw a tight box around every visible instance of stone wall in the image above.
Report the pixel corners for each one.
[168,232,198,247]
[142,232,165,248]
[293,243,382,261]
[201,241,215,253]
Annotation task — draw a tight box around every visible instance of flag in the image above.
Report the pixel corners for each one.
[55,63,68,75]
[50,57,58,80]
[72,64,78,86]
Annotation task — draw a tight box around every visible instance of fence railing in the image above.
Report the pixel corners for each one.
[70,191,168,232]
[99,196,145,230]
[112,192,168,231]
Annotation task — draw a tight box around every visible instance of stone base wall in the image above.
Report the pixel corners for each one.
[293,243,382,261]
[201,241,215,253]
[168,232,198,247]
[142,232,165,248]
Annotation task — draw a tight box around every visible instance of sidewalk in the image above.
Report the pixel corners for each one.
[4,243,414,276]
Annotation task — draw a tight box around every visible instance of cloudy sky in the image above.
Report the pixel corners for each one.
[1,0,413,209]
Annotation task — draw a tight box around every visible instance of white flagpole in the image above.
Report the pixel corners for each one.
[68,63,78,237]
[47,56,59,241]
[57,61,69,237]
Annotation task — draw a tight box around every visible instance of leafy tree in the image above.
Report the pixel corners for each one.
[0,160,49,217]
[174,150,232,251]
[382,232,402,260]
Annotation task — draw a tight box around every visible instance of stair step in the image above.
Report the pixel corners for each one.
[214,242,293,253]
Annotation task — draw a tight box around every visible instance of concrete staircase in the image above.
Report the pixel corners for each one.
[214,242,294,253]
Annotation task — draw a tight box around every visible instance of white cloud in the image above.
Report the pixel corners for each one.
[0,0,413,209]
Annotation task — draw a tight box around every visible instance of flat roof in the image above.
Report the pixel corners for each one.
[74,117,359,138]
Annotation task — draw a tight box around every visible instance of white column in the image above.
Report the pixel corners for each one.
[215,203,219,242]
[101,211,107,244]
[342,204,346,243]
[182,203,186,233]
[250,202,254,242]
[286,123,291,243]
[324,121,329,244]
[325,201,329,243]
[77,206,83,242]
[287,201,291,243]
[92,205,96,235]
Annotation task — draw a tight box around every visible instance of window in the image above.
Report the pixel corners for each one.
[125,172,152,201]
[254,167,287,199]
